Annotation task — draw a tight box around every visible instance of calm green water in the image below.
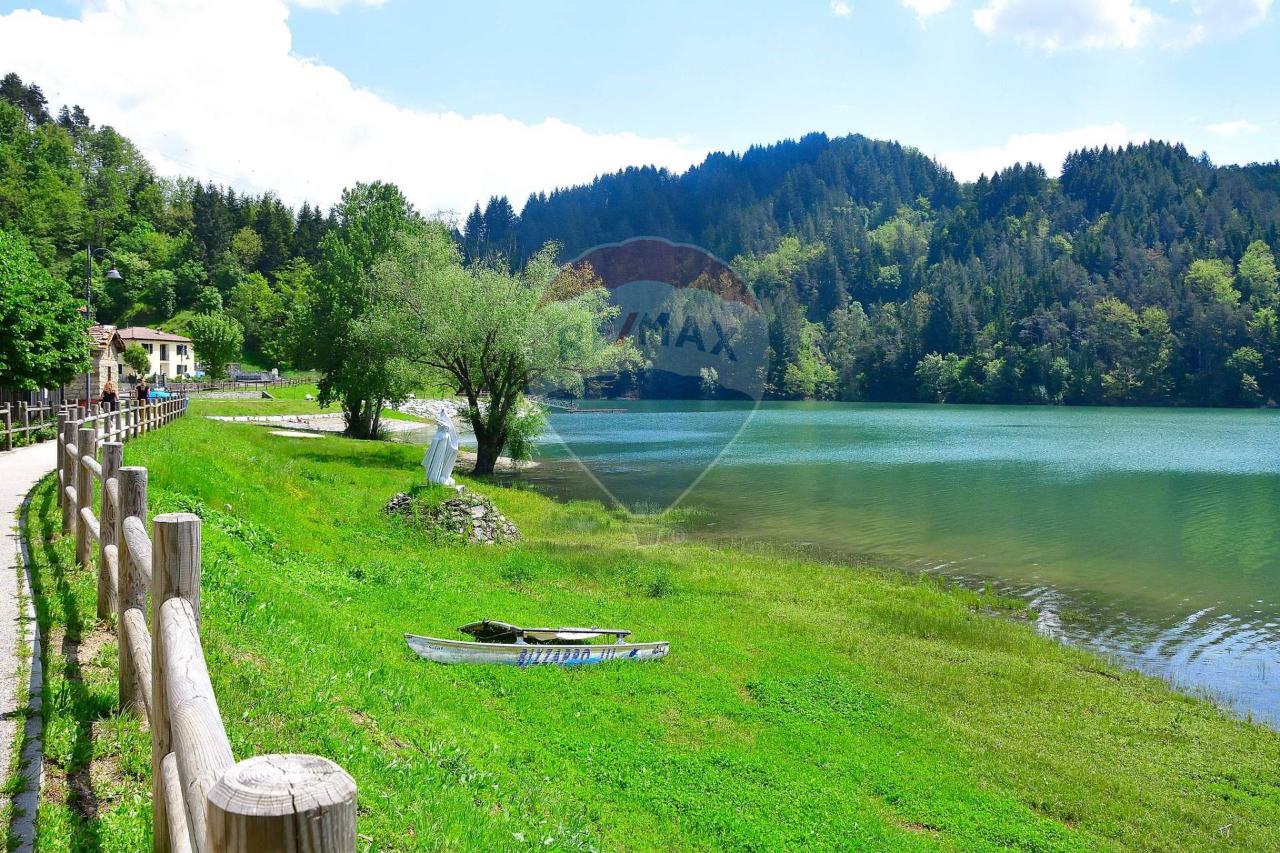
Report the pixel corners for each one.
[517,401,1280,726]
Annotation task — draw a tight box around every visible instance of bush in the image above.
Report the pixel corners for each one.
[502,404,547,464]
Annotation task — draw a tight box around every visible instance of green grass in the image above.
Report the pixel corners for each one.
[187,383,447,424]
[185,383,330,419]
[20,417,1280,851]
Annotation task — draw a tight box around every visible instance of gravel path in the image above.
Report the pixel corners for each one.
[0,441,54,850]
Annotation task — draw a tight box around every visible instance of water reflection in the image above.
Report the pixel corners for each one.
[527,401,1280,726]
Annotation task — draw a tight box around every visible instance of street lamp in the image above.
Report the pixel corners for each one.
[85,244,122,404]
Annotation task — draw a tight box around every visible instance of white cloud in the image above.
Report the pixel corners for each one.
[0,0,703,215]
[972,0,1272,50]
[287,0,387,11]
[830,1,853,18]
[973,0,1156,50]
[1204,119,1262,136]
[1182,0,1273,43]
[938,123,1143,181]
[900,0,953,20]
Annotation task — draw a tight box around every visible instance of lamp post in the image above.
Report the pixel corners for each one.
[84,244,122,405]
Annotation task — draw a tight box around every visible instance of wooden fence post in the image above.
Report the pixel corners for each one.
[98,442,123,620]
[75,426,96,569]
[152,512,202,853]
[56,411,67,510]
[117,466,148,715]
[61,421,78,537]
[206,755,357,853]
[2,406,10,452]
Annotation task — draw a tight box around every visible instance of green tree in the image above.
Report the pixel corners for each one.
[0,228,88,389]
[230,226,263,270]
[187,312,243,380]
[262,258,315,368]
[915,352,965,402]
[1134,306,1174,401]
[370,228,628,474]
[1238,241,1278,306]
[142,268,177,318]
[122,342,151,378]
[294,181,419,438]
[0,101,85,265]
[699,367,719,398]
[194,286,222,313]
[1185,258,1240,305]
[228,271,277,353]
[1226,346,1264,405]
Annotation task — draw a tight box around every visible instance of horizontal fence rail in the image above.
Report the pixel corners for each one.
[0,402,63,451]
[171,378,308,393]
[56,398,356,852]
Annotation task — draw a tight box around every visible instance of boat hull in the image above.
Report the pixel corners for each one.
[405,634,669,666]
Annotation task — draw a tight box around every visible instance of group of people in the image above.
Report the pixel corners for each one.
[98,379,152,412]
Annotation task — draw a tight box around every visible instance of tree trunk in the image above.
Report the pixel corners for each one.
[343,394,376,439]
[472,429,505,475]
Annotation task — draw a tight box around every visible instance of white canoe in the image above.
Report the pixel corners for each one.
[405,633,670,667]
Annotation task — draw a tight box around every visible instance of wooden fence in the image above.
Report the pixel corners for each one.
[1,402,63,451]
[172,378,309,394]
[57,399,357,852]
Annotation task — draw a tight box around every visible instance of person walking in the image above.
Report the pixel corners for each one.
[135,380,149,404]
[101,380,119,412]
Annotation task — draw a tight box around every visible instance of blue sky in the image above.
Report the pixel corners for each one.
[0,0,1275,213]
[286,0,1278,162]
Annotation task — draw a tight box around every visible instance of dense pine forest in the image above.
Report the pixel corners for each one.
[4,70,1279,406]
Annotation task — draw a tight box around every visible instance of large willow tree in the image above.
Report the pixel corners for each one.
[368,225,627,474]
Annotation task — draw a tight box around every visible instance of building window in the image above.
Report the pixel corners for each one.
[143,343,153,353]
[160,344,169,361]
[177,344,187,356]
[107,365,113,380]
[177,364,187,375]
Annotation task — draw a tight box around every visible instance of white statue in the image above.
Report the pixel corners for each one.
[423,408,460,486]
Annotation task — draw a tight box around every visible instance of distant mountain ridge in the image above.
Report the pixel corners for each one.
[463,132,1280,406]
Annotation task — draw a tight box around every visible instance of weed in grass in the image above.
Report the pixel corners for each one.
[645,572,675,599]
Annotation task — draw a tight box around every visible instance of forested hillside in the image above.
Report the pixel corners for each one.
[0,71,333,372]
[4,69,1279,406]
[469,134,1280,407]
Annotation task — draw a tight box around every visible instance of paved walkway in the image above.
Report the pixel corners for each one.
[1,440,55,851]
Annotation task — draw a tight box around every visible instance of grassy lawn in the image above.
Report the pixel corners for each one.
[19,416,1280,851]
[184,382,330,419]
[186,384,441,423]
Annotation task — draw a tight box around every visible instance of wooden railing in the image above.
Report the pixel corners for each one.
[57,399,357,852]
[1,402,63,451]
[172,378,309,393]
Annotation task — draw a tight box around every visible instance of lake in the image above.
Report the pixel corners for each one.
[518,401,1280,727]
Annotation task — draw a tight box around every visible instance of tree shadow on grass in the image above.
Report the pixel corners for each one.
[23,480,114,853]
